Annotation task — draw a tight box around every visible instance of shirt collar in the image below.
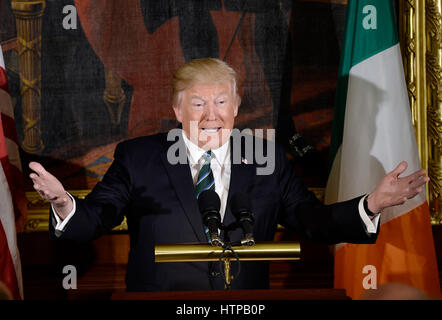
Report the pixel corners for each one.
[181,130,230,166]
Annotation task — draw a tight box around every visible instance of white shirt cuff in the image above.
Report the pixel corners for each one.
[358,195,380,234]
[52,192,76,231]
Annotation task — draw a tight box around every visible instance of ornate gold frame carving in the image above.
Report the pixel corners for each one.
[399,0,442,224]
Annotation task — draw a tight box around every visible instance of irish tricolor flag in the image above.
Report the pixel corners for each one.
[326,0,440,299]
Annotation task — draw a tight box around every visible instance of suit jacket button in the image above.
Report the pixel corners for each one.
[211,271,220,277]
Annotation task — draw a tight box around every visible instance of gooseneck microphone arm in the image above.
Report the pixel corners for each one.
[197,190,224,247]
[230,193,255,246]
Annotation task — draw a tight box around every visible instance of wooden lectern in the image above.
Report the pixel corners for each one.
[111,242,350,300]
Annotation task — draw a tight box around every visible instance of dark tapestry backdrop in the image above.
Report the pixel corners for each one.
[1,0,347,190]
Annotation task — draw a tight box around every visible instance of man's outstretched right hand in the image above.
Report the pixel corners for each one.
[29,161,73,220]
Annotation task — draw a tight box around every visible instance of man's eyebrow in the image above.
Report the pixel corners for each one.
[190,95,205,100]
[189,93,228,100]
[216,92,229,98]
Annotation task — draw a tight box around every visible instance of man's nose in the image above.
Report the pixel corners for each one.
[205,102,217,120]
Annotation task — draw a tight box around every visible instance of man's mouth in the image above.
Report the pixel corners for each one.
[202,127,221,133]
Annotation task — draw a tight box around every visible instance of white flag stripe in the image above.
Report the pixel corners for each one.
[0,164,15,243]
[0,48,5,70]
[0,163,23,298]
[335,44,425,225]
[324,146,341,205]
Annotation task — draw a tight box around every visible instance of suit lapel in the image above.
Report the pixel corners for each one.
[223,139,256,228]
[160,136,206,243]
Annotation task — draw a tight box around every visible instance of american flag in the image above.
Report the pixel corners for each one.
[0,43,24,300]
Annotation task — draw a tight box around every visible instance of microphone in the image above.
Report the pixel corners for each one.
[197,190,224,247]
[230,193,255,246]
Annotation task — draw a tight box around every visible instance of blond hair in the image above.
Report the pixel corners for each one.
[172,58,238,106]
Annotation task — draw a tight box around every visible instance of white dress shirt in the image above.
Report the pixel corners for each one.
[181,132,231,221]
[53,131,379,234]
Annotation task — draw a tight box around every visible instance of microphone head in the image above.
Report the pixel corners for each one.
[198,190,221,215]
[230,193,252,218]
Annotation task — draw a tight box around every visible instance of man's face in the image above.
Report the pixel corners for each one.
[173,81,239,150]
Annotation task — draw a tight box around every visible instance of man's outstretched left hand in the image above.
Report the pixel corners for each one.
[367,161,429,214]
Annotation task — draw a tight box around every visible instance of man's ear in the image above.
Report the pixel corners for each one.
[173,104,182,123]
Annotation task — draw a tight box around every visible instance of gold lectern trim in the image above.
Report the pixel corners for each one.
[154,242,301,262]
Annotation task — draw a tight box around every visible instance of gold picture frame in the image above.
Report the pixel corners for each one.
[398,0,442,224]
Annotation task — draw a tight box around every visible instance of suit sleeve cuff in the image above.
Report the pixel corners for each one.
[52,192,76,232]
[358,195,380,234]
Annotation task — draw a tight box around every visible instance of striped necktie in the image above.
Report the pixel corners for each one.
[195,150,215,241]
[195,150,215,198]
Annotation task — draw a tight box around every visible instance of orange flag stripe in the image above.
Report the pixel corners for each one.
[334,201,441,299]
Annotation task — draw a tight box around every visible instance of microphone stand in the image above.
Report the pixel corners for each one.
[217,222,244,289]
[219,222,238,245]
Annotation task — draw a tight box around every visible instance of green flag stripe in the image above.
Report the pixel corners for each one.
[328,0,399,171]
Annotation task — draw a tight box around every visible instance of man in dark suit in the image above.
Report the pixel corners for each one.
[29,58,428,291]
